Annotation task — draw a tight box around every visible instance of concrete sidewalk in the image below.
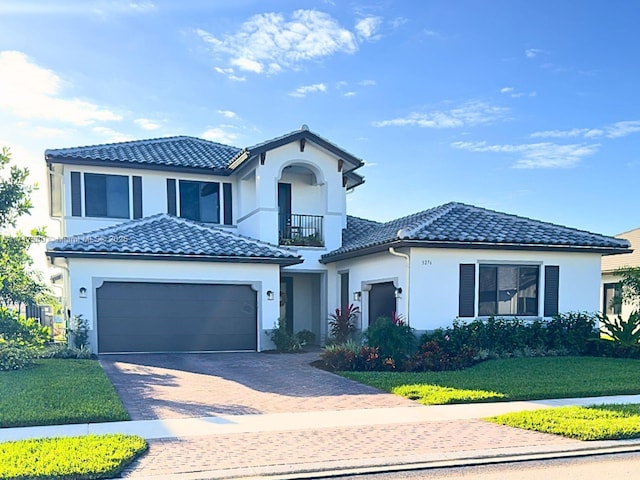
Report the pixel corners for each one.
[3,394,640,479]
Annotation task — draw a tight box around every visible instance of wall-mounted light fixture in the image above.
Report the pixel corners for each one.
[266,290,274,301]
[394,287,403,299]
[79,287,87,298]
[353,291,361,302]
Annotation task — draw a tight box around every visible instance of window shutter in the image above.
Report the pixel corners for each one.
[70,171,82,217]
[223,183,233,225]
[459,264,476,317]
[166,179,176,215]
[133,176,142,219]
[544,265,560,317]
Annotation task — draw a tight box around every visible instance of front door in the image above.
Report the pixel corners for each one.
[280,277,294,334]
[368,282,397,326]
[278,183,292,242]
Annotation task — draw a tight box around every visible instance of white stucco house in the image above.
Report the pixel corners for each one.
[45,126,631,353]
[601,228,640,320]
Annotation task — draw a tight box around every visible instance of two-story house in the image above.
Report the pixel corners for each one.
[45,126,631,354]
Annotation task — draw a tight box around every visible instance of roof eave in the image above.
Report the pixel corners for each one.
[45,250,303,266]
[45,155,233,176]
[320,240,632,264]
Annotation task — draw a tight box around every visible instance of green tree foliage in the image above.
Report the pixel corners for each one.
[0,147,50,307]
[616,266,640,309]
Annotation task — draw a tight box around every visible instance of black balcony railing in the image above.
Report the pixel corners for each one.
[279,214,324,247]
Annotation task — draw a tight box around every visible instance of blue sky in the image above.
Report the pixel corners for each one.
[1,0,639,243]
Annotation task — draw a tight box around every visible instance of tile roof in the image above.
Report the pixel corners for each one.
[323,202,631,262]
[45,136,241,172]
[46,214,302,265]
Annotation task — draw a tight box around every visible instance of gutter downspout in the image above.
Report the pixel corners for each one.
[388,247,410,326]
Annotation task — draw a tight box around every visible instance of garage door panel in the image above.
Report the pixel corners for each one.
[97,282,257,353]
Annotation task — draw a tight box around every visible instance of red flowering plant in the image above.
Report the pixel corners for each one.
[328,304,360,344]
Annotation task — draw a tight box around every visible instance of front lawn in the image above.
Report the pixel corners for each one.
[340,356,640,405]
[489,404,640,440]
[0,359,129,428]
[0,434,147,480]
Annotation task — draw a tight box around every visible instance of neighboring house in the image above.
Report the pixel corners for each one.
[45,126,631,353]
[601,228,640,319]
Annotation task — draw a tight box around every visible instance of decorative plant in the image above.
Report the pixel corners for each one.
[269,318,301,352]
[600,311,640,347]
[67,314,89,349]
[328,304,360,344]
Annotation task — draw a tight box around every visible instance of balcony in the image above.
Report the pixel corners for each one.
[279,214,324,247]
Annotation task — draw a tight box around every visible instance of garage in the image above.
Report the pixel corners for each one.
[96,281,257,353]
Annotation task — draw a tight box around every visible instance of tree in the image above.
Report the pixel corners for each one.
[0,147,50,307]
[616,266,640,309]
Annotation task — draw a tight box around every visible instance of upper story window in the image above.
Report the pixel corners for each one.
[179,180,219,223]
[167,179,232,225]
[478,264,539,316]
[70,172,141,219]
[84,173,130,218]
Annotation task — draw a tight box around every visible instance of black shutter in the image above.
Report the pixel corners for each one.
[223,183,233,225]
[166,179,176,215]
[133,176,142,219]
[459,264,476,317]
[70,171,82,217]
[544,265,560,317]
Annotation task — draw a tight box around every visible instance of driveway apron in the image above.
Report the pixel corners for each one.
[100,350,416,420]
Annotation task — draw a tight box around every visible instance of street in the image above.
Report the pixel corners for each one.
[336,452,640,480]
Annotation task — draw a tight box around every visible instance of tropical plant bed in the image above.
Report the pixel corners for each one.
[489,404,640,440]
[340,356,640,405]
[0,434,147,479]
[0,359,129,428]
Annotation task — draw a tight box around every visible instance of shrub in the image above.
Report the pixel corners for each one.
[365,316,417,366]
[599,311,640,347]
[328,304,359,344]
[0,342,34,371]
[0,306,49,347]
[405,340,479,372]
[320,341,359,371]
[295,329,316,346]
[269,319,301,352]
[68,314,90,349]
[40,344,94,359]
[545,311,598,354]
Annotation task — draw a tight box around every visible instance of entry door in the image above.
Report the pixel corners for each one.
[368,282,397,326]
[280,277,294,334]
[278,183,292,240]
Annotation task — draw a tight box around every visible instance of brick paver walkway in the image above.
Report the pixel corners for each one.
[100,350,415,419]
[101,351,579,479]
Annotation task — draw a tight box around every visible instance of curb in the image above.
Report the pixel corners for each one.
[113,441,640,480]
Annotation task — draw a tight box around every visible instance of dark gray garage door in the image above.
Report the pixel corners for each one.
[97,282,257,353]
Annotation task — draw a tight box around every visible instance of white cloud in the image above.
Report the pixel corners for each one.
[530,121,640,140]
[92,126,134,142]
[196,10,361,77]
[355,16,382,40]
[373,101,509,129]
[359,79,376,86]
[500,86,536,98]
[289,83,327,98]
[343,91,357,97]
[31,126,71,138]
[0,50,121,126]
[134,118,161,130]
[217,110,238,119]
[201,127,238,144]
[525,48,543,58]
[606,120,640,138]
[451,140,600,168]
[213,66,246,82]
[391,17,408,28]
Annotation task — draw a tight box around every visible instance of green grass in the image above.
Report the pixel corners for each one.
[489,404,640,440]
[0,359,129,428]
[0,434,147,479]
[340,356,640,405]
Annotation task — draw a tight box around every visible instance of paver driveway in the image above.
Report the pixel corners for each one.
[100,350,416,420]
